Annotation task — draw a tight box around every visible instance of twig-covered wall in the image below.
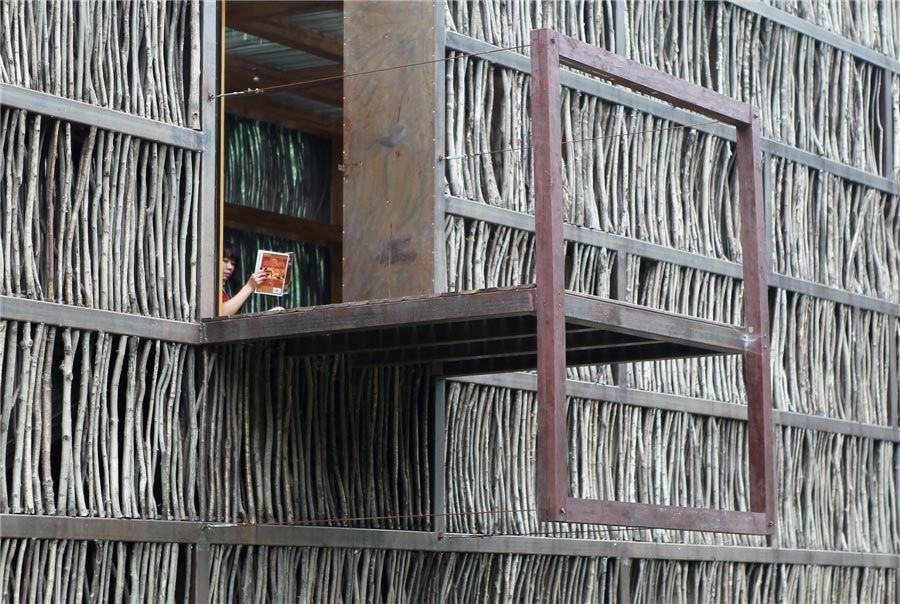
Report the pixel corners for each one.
[0,110,201,320]
[0,0,200,127]
[0,538,190,603]
[208,546,618,603]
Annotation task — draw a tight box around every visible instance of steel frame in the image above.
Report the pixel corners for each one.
[2,514,897,569]
[530,29,775,534]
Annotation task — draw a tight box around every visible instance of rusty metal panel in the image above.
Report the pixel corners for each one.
[565,499,769,535]
[343,1,439,301]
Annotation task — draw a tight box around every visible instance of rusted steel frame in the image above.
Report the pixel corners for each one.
[531,28,568,523]
[566,499,769,535]
[552,35,751,126]
[564,294,746,353]
[736,115,775,528]
[202,285,537,343]
[530,30,774,534]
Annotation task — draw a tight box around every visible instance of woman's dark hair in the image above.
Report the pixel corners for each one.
[223,240,241,293]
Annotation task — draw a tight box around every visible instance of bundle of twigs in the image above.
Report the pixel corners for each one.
[208,546,618,603]
[0,322,199,520]
[0,0,200,127]
[0,538,189,603]
[202,349,432,527]
[764,0,900,59]
[0,108,200,320]
[445,0,615,52]
[632,560,895,603]
[771,291,893,424]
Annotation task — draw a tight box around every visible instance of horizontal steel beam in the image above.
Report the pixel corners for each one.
[454,373,900,443]
[1,515,896,568]
[202,286,538,344]
[445,33,900,199]
[0,84,205,151]
[0,514,204,543]
[0,297,201,344]
[727,0,900,75]
[564,293,746,353]
[446,196,900,318]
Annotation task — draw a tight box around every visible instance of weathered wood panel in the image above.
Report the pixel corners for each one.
[343,1,440,300]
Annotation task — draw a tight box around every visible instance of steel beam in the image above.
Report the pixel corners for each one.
[529,31,774,533]
[198,0,219,319]
[432,377,447,536]
[0,515,204,543]
[564,293,746,353]
[202,286,537,344]
[0,83,205,151]
[0,296,201,344]
[2,515,896,568]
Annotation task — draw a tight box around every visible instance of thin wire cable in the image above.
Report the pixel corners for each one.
[213,44,529,99]
[442,118,723,161]
[231,507,535,528]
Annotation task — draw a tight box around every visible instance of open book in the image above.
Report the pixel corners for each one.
[254,250,293,296]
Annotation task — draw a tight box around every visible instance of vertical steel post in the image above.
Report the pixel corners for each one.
[531,29,568,522]
[736,112,776,531]
[198,0,219,319]
[431,377,447,536]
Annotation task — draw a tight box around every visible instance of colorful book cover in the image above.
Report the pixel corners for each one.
[254,250,293,296]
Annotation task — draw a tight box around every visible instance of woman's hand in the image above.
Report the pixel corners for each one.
[246,269,267,290]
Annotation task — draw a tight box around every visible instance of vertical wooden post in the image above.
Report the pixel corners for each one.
[531,29,568,523]
[342,1,441,301]
[330,139,343,304]
[198,0,219,319]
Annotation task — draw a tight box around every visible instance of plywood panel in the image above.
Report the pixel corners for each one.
[343,1,439,301]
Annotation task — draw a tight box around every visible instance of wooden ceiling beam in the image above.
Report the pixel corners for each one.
[226,1,342,23]
[225,55,342,107]
[226,97,341,138]
[229,19,343,62]
[224,203,342,246]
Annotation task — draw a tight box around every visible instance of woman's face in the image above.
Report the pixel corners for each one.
[223,256,236,282]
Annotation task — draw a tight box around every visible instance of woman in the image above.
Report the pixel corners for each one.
[221,241,267,316]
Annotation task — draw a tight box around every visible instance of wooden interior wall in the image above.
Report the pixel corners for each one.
[342,1,441,301]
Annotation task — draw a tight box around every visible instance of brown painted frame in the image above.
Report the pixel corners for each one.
[531,29,775,534]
